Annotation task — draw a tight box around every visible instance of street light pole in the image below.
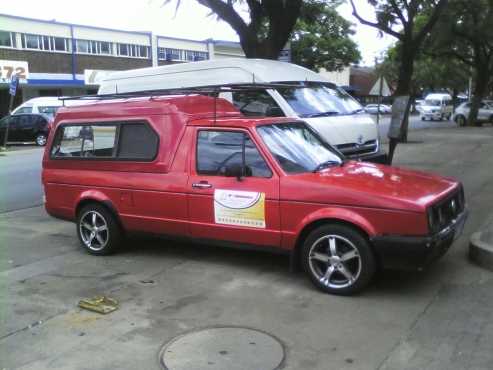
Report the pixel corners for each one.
[3,74,19,149]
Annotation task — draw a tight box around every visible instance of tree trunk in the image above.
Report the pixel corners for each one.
[394,44,415,142]
[468,66,489,126]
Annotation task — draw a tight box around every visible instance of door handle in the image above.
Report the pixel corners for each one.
[192,182,212,189]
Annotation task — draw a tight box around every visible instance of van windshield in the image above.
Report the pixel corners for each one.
[276,81,363,118]
[257,122,343,173]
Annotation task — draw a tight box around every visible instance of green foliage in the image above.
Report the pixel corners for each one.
[378,42,469,94]
[291,1,361,71]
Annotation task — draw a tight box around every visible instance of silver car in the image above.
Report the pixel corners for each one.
[453,102,493,126]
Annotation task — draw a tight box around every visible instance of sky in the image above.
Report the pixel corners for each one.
[0,0,394,66]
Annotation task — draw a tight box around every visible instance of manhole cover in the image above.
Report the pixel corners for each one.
[159,327,285,370]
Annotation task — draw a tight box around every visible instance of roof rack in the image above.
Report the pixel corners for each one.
[58,82,308,102]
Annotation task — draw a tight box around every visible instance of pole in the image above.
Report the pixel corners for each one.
[376,76,384,125]
[3,75,19,148]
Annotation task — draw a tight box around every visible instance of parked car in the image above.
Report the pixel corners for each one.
[98,58,387,163]
[420,93,454,121]
[0,113,53,146]
[453,102,493,126]
[364,104,391,114]
[42,95,467,295]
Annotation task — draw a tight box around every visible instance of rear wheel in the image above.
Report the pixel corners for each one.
[302,224,376,295]
[76,203,122,255]
[35,133,47,146]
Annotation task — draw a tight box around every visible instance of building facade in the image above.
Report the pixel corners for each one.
[0,13,245,116]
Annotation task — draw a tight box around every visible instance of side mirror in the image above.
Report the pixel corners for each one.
[224,163,244,181]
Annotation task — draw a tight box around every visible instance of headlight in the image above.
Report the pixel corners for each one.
[427,207,440,234]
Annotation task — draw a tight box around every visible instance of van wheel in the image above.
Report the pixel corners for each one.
[35,133,47,146]
[301,224,376,295]
[77,204,121,255]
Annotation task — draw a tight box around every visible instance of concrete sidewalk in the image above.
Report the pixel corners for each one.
[1,125,493,370]
[470,214,493,271]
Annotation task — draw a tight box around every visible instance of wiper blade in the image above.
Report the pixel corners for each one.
[312,160,342,172]
[351,108,365,114]
[303,111,339,118]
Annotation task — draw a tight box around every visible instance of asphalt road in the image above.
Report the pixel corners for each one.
[376,113,456,141]
[0,147,44,213]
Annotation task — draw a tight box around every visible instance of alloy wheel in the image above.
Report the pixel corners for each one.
[79,210,109,251]
[36,134,47,146]
[308,234,362,289]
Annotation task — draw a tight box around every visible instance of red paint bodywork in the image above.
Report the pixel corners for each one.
[42,95,460,251]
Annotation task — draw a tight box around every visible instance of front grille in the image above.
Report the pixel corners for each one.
[431,187,465,232]
[337,139,378,157]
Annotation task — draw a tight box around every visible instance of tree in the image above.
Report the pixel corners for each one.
[166,0,302,59]
[291,1,361,71]
[350,0,448,141]
[378,42,468,99]
[427,0,493,126]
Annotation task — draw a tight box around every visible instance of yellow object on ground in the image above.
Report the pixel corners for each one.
[78,296,119,314]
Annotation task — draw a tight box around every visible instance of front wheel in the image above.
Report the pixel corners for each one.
[35,133,47,146]
[77,203,122,255]
[302,224,376,295]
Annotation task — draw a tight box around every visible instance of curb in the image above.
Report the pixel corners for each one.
[469,231,493,272]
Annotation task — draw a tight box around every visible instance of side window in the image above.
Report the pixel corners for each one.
[117,123,158,160]
[197,130,272,178]
[51,121,158,160]
[232,90,284,117]
[14,107,33,114]
[38,106,59,116]
[52,125,117,158]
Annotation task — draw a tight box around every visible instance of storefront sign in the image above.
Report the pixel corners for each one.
[0,60,29,83]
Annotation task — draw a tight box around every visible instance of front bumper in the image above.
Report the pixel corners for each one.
[371,209,468,270]
[359,150,388,164]
[422,112,442,120]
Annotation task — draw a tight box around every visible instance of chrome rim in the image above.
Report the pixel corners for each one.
[79,210,109,251]
[308,234,362,289]
[36,135,47,146]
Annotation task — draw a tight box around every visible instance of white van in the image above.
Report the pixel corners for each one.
[98,59,386,163]
[12,97,88,118]
[420,93,454,121]
[12,97,64,118]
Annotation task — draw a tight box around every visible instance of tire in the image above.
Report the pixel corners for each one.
[35,133,47,146]
[76,203,122,255]
[421,116,425,121]
[456,115,466,127]
[301,224,376,295]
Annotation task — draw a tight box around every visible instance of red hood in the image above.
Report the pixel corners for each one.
[280,161,459,212]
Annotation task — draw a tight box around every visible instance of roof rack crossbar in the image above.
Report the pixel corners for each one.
[58,82,308,102]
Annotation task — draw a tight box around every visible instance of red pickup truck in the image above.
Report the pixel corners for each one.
[42,95,467,295]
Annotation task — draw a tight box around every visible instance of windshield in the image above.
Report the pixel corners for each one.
[257,122,343,173]
[424,99,441,107]
[276,82,363,118]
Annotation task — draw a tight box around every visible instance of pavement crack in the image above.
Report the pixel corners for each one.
[375,283,444,370]
[0,311,64,341]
